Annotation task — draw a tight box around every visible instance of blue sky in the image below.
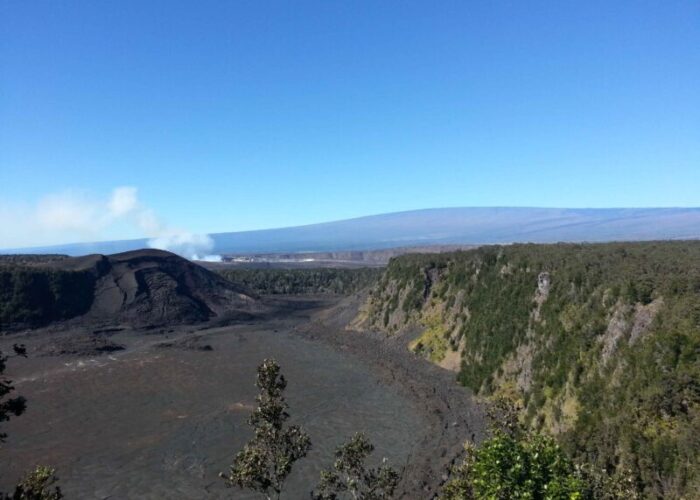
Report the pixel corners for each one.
[1,1,699,247]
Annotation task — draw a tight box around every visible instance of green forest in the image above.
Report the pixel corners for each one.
[0,267,95,330]
[359,241,700,498]
[217,267,382,295]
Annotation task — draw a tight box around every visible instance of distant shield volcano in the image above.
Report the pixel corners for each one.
[3,207,700,256]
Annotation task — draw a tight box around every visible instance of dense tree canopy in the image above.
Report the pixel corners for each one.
[0,267,95,330]
[363,242,700,498]
[218,268,381,296]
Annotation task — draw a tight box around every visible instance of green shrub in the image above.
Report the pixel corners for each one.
[442,432,584,500]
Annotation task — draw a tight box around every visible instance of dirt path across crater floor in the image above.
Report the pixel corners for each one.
[0,296,485,499]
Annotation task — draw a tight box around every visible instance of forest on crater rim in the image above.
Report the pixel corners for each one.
[356,241,700,498]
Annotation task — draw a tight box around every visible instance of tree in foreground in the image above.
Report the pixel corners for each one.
[6,466,63,500]
[441,396,584,500]
[0,344,28,443]
[313,432,400,500]
[221,359,311,500]
[1,346,62,500]
[441,431,584,500]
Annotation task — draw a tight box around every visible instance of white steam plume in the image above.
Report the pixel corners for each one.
[121,188,221,260]
[134,205,221,260]
[147,232,216,260]
[0,186,221,261]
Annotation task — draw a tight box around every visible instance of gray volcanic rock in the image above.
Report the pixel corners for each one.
[63,249,257,327]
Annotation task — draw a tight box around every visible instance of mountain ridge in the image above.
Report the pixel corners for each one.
[3,207,700,256]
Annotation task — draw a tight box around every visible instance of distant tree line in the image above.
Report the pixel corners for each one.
[217,268,382,296]
[0,256,68,266]
[0,267,95,331]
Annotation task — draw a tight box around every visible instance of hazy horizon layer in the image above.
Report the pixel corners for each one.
[3,206,699,257]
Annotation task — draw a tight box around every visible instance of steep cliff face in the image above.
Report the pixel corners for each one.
[0,249,258,331]
[354,242,700,498]
[0,265,96,329]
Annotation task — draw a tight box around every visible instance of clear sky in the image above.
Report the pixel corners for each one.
[1,1,699,247]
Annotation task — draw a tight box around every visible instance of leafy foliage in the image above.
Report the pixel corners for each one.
[313,433,399,500]
[4,466,63,500]
[221,359,311,500]
[574,464,639,500]
[0,266,95,330]
[218,268,381,295]
[0,345,27,444]
[1,347,62,499]
[442,431,584,500]
[444,398,586,500]
[363,242,700,498]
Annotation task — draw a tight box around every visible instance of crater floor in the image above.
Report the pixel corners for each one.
[0,297,484,499]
